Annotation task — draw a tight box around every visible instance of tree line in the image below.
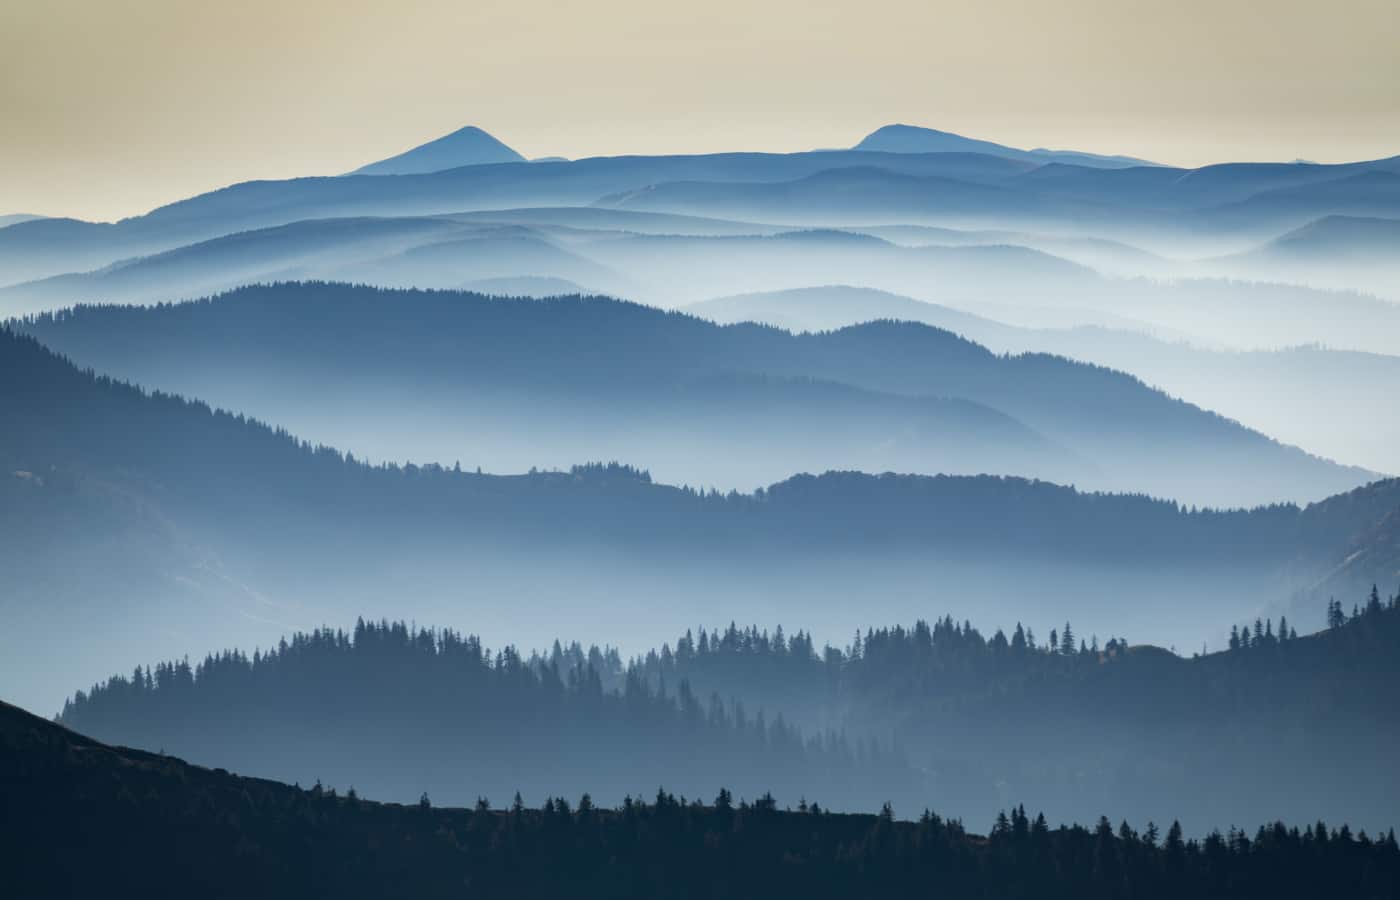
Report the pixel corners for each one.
[57,589,1400,830]
[10,696,1400,900]
[59,617,912,810]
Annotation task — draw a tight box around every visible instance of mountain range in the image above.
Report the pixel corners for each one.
[5,210,1396,361]
[686,285,1400,475]
[4,125,1399,290]
[53,591,1400,830]
[11,282,1376,506]
[4,323,1399,718]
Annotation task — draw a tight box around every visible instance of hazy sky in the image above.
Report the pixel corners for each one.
[3,0,1398,222]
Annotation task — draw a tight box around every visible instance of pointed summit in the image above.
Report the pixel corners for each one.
[349,125,525,176]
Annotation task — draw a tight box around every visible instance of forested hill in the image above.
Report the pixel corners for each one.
[55,618,913,809]
[56,591,1400,831]
[632,587,1400,734]
[0,323,1382,562]
[6,700,1398,900]
[628,590,1400,827]
[12,282,1374,507]
[4,323,1400,718]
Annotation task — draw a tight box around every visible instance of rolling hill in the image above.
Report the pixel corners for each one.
[595,166,1091,225]
[8,698,1394,900]
[4,320,1399,717]
[54,593,1400,831]
[0,213,45,229]
[4,141,1398,319]
[686,285,1400,474]
[853,123,1158,168]
[12,282,1375,506]
[1211,215,1400,299]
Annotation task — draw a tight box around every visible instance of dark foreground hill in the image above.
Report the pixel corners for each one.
[4,699,1397,900]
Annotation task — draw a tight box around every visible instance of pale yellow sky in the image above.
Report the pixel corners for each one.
[3,0,1398,222]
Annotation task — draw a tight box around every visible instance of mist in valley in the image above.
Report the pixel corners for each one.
[4,119,1400,876]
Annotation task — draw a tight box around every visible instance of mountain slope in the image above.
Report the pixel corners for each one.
[4,324,1399,716]
[56,596,1400,830]
[10,699,1396,900]
[1211,215,1400,299]
[685,285,1400,474]
[0,213,45,229]
[54,617,908,810]
[629,597,1400,829]
[596,166,1090,224]
[0,150,1047,284]
[1205,171,1400,231]
[5,146,1399,290]
[1261,214,1400,259]
[349,125,525,175]
[687,284,1010,336]
[0,216,468,311]
[13,282,1374,506]
[0,214,1102,314]
[854,123,1157,168]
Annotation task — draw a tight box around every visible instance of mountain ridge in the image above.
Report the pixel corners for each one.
[11,282,1376,506]
[348,125,526,175]
[854,123,1160,168]
[9,696,1397,899]
[3,323,1399,717]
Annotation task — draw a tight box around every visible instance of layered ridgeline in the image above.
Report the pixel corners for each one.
[8,703,1398,900]
[1209,215,1400,300]
[5,213,1398,357]
[686,285,1400,474]
[56,618,912,810]
[3,325,1400,715]
[0,148,1071,285]
[2,131,1397,287]
[627,592,1400,830]
[3,215,1393,490]
[12,283,1375,506]
[54,594,1400,831]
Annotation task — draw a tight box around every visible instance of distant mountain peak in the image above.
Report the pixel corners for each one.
[854,123,1158,169]
[348,125,525,176]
